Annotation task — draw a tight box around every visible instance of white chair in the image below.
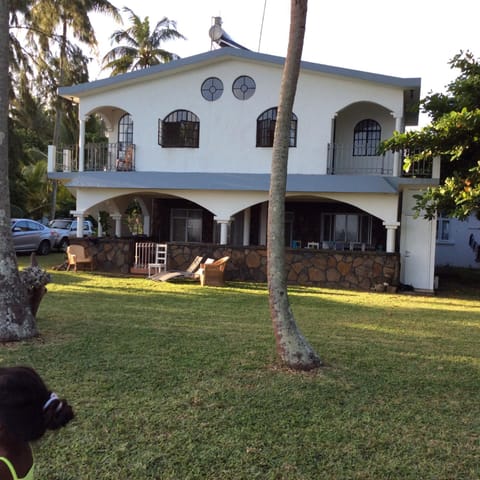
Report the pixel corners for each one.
[148,243,167,278]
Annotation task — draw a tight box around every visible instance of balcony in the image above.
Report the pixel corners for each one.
[51,143,136,172]
[327,143,432,177]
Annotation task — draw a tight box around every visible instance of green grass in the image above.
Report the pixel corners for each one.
[4,253,480,479]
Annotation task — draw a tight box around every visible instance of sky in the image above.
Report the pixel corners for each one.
[89,0,480,124]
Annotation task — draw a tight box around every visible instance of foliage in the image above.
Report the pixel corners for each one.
[381,51,480,220]
[102,7,185,75]
[8,254,480,479]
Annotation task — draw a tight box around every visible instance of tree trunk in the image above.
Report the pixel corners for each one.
[267,0,321,370]
[0,2,38,341]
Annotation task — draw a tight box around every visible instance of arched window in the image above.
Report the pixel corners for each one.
[353,119,381,156]
[159,110,200,148]
[256,107,297,147]
[118,114,133,150]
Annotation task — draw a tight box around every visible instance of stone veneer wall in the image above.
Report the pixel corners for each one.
[75,239,400,290]
[167,242,399,290]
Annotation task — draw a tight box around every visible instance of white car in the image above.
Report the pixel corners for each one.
[48,219,94,250]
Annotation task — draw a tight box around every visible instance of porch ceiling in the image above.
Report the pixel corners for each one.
[50,171,402,194]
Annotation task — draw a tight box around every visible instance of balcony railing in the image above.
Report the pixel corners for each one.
[327,143,394,175]
[53,143,135,172]
[327,143,433,177]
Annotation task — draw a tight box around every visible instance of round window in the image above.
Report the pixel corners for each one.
[232,75,256,100]
[201,77,224,101]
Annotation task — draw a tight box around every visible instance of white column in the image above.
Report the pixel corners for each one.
[48,145,56,172]
[79,116,86,172]
[70,210,85,238]
[392,114,403,176]
[243,208,251,246]
[97,213,103,237]
[259,203,268,246]
[143,215,150,236]
[111,214,122,238]
[383,221,400,253]
[215,219,230,245]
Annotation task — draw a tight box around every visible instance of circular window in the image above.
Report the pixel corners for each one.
[232,75,256,100]
[201,77,224,101]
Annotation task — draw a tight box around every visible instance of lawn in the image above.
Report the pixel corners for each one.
[3,253,479,479]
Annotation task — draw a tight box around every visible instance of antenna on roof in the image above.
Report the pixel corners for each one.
[209,17,250,51]
[258,0,267,52]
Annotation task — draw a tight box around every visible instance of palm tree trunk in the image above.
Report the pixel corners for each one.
[267,0,321,370]
[0,1,38,341]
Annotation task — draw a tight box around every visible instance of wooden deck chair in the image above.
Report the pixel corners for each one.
[152,255,205,282]
[66,244,94,272]
[199,256,230,287]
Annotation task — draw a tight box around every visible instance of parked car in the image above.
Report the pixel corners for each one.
[48,218,95,250]
[11,218,58,255]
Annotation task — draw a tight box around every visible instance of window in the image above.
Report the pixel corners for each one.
[322,213,372,243]
[436,215,451,242]
[232,75,256,100]
[256,107,297,147]
[201,77,224,101]
[171,209,202,242]
[353,119,381,156]
[159,110,200,148]
[118,113,133,154]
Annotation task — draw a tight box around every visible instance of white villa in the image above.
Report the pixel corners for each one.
[47,46,439,291]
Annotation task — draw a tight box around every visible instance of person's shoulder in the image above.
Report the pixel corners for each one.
[0,457,15,480]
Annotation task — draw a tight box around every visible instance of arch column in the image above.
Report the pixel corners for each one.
[70,210,85,238]
[97,213,103,237]
[383,221,400,253]
[259,203,268,246]
[79,116,87,172]
[391,114,403,176]
[111,213,122,238]
[215,218,230,245]
[243,208,251,246]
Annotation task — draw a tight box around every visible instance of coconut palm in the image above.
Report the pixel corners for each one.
[268,0,321,370]
[27,0,120,218]
[102,7,186,76]
[0,0,37,341]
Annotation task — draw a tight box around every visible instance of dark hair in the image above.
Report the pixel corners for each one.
[0,366,74,442]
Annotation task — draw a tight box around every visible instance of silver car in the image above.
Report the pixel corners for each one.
[11,218,58,255]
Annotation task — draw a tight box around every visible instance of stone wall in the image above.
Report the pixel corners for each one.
[76,239,400,290]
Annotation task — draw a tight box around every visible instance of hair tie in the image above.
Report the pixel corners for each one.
[43,392,62,412]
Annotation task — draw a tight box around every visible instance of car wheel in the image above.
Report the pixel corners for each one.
[59,237,69,251]
[37,240,51,256]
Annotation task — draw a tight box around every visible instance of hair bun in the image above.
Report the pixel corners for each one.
[44,398,74,430]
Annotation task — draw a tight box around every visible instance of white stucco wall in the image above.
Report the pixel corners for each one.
[435,214,480,268]
[399,189,437,291]
[79,56,407,176]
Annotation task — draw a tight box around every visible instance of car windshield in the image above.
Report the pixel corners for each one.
[49,220,72,229]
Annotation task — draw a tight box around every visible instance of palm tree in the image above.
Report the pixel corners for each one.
[27,0,120,219]
[0,0,37,341]
[267,0,321,370]
[102,7,186,76]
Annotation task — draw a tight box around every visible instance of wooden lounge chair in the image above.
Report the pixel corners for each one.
[152,255,205,282]
[66,244,94,272]
[199,256,230,287]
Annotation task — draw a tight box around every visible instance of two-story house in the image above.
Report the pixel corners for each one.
[48,47,438,291]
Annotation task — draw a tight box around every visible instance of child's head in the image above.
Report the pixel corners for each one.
[0,366,74,442]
